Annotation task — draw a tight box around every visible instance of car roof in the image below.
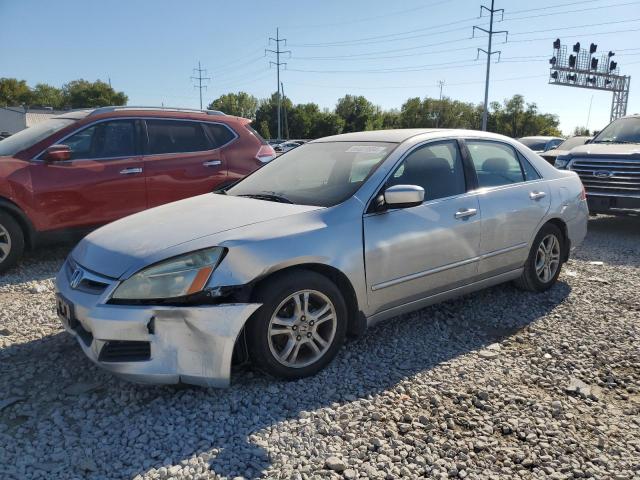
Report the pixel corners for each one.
[63,106,250,124]
[518,136,563,141]
[311,128,524,144]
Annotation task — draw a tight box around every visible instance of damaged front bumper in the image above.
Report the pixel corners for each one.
[55,264,260,387]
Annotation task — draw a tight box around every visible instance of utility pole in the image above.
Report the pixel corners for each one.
[436,80,445,128]
[281,81,289,140]
[266,28,291,141]
[473,1,508,131]
[191,61,211,110]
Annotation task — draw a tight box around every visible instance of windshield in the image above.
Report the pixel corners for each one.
[518,138,548,151]
[593,117,640,144]
[227,141,396,207]
[0,118,75,156]
[558,136,589,150]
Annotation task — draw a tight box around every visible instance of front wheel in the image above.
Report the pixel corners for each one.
[0,211,24,274]
[246,270,347,379]
[515,223,564,292]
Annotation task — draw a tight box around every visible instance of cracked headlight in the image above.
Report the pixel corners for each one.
[111,247,225,300]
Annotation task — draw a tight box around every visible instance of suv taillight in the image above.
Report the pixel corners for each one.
[256,145,276,164]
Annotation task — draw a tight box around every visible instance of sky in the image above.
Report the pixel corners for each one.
[2,0,639,135]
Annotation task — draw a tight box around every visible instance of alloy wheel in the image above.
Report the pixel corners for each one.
[535,233,561,283]
[0,224,11,263]
[267,289,337,368]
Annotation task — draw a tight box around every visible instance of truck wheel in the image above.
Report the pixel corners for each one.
[514,223,564,292]
[0,211,25,274]
[246,270,347,380]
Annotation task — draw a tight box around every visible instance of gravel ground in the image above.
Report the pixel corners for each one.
[1,215,639,480]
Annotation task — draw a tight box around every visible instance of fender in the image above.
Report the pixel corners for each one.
[0,197,37,248]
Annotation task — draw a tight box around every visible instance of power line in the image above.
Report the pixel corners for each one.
[473,0,508,131]
[266,28,291,141]
[190,61,211,110]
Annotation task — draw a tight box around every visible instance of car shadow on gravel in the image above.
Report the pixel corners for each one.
[0,243,73,287]
[579,215,640,267]
[1,279,571,479]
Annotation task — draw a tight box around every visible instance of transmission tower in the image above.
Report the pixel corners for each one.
[191,61,211,110]
[473,1,508,131]
[266,28,291,141]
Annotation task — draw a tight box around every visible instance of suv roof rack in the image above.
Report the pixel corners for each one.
[88,106,226,117]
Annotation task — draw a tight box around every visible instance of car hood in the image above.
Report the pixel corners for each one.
[72,194,322,278]
[568,143,640,158]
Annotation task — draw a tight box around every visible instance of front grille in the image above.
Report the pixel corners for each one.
[570,158,640,196]
[65,259,111,295]
[99,341,151,362]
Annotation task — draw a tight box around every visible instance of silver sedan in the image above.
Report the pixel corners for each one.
[55,129,588,387]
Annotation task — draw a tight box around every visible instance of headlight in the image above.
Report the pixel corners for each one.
[111,247,225,300]
[554,156,570,169]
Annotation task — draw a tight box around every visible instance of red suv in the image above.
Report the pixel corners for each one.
[0,106,275,272]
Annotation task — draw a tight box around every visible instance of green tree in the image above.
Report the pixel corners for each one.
[258,120,271,140]
[30,83,64,108]
[255,92,293,140]
[335,95,380,132]
[573,126,590,136]
[489,94,561,137]
[61,79,127,108]
[0,78,32,106]
[207,92,258,119]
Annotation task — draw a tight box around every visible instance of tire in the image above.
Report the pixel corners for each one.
[246,270,347,380]
[514,223,564,292]
[0,211,24,274]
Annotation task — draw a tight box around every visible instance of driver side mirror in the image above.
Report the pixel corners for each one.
[383,184,425,209]
[44,144,71,162]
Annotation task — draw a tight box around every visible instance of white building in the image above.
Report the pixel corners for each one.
[0,107,67,135]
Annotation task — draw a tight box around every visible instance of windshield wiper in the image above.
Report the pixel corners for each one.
[238,192,294,204]
[593,139,638,144]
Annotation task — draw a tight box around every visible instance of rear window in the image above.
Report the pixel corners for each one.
[146,120,210,155]
[244,124,268,145]
[518,138,547,151]
[0,118,75,156]
[205,123,236,148]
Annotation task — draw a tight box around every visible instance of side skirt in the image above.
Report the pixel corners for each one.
[366,268,523,328]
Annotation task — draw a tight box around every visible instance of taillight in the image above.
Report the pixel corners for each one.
[256,145,276,164]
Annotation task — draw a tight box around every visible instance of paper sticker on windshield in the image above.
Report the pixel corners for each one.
[346,145,387,153]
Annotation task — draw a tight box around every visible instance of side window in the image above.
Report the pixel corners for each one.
[146,120,210,154]
[518,152,542,181]
[204,123,236,148]
[64,120,136,160]
[387,140,466,201]
[466,141,525,188]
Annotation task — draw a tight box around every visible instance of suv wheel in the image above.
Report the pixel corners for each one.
[515,223,564,292]
[0,211,24,274]
[246,270,347,379]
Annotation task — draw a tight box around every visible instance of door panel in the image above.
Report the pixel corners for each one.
[29,158,146,230]
[143,119,227,207]
[364,195,482,314]
[475,182,550,276]
[464,139,551,277]
[29,119,146,230]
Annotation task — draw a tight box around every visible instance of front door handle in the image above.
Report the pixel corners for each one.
[529,191,546,200]
[454,208,478,219]
[119,167,143,175]
[203,160,222,167]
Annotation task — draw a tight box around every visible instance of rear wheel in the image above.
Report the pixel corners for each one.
[515,223,564,292]
[246,270,347,379]
[0,211,24,274]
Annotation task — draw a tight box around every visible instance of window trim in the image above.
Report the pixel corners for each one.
[33,117,238,162]
[364,138,471,214]
[142,118,239,157]
[462,138,538,191]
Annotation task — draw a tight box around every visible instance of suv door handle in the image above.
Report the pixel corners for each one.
[454,208,478,219]
[529,191,546,200]
[203,160,222,167]
[119,167,143,175]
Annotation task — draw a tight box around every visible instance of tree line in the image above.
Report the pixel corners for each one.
[210,92,563,139]
[0,78,127,109]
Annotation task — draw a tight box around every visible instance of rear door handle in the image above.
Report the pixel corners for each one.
[454,208,478,219]
[203,160,222,167]
[119,167,143,175]
[529,191,546,200]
